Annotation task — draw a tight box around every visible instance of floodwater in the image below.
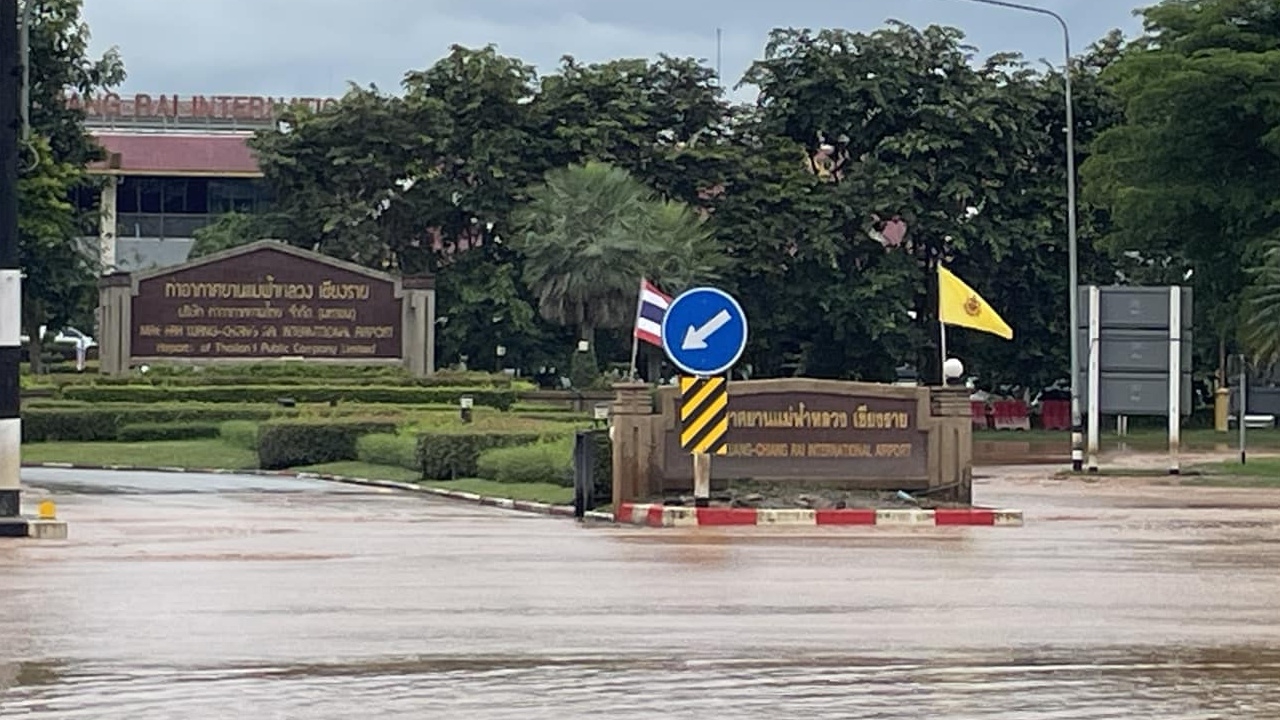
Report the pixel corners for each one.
[3,466,1280,719]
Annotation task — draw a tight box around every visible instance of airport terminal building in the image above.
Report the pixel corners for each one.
[71,92,334,272]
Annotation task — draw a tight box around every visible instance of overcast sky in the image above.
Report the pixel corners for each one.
[83,0,1147,101]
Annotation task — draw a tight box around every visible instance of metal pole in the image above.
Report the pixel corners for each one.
[19,0,33,144]
[1239,355,1247,465]
[1167,286,1181,475]
[944,0,1082,469]
[716,28,723,87]
[1,0,26,531]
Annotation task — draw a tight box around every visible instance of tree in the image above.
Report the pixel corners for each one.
[20,0,125,372]
[513,161,723,351]
[189,212,278,258]
[18,138,94,370]
[736,23,1055,382]
[1082,0,1280,379]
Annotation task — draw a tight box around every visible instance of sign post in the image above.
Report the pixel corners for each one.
[1167,287,1182,474]
[1239,354,1248,465]
[1086,286,1101,472]
[661,287,748,508]
[1078,285,1193,474]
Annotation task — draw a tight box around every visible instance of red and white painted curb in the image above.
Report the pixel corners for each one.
[615,503,1024,528]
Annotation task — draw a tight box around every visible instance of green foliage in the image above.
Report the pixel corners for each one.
[257,421,399,470]
[224,28,1141,388]
[62,370,521,389]
[513,161,725,341]
[116,422,221,442]
[476,439,574,486]
[567,345,599,390]
[22,403,283,443]
[1084,0,1280,368]
[189,213,277,259]
[355,433,419,470]
[21,0,126,372]
[218,420,260,451]
[59,384,517,409]
[416,432,545,480]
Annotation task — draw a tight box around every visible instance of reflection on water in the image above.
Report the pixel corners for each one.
[3,647,1279,719]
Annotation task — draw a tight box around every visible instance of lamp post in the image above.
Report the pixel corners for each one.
[19,0,33,144]
[939,0,1083,470]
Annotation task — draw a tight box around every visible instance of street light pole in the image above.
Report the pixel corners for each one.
[944,0,1083,470]
[19,0,34,144]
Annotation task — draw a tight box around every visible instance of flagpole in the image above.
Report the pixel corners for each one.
[939,320,948,382]
[629,280,644,381]
[935,261,946,385]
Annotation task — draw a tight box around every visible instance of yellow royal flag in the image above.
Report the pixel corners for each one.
[938,265,1013,340]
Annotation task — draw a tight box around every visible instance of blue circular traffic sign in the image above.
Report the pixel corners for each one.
[661,286,749,377]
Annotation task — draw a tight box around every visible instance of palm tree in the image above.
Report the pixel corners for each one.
[1242,239,1280,365]
[514,161,722,345]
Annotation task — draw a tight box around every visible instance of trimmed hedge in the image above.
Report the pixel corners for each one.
[477,440,574,487]
[356,433,419,470]
[61,385,517,410]
[219,420,260,451]
[135,364,503,381]
[117,422,221,442]
[417,432,544,480]
[74,374,520,389]
[257,420,400,470]
[22,403,286,443]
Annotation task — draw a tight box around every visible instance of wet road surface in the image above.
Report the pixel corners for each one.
[3,466,1280,718]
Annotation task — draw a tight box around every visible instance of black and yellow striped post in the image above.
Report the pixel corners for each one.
[679,375,728,506]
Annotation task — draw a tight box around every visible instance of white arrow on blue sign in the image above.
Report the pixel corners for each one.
[661,286,749,377]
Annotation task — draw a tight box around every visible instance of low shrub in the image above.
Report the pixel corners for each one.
[356,433,419,470]
[117,422,221,442]
[61,384,518,410]
[416,432,544,480]
[22,403,286,443]
[257,420,400,470]
[75,373,523,389]
[476,439,574,486]
[219,420,261,451]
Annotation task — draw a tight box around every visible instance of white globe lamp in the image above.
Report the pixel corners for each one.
[943,357,965,383]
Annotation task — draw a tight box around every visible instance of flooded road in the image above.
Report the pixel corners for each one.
[3,467,1280,718]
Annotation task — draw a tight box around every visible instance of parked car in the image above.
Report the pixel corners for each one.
[19,326,97,350]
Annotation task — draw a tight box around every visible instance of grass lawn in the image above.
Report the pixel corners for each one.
[20,439,257,469]
[301,462,573,505]
[977,428,1280,451]
[298,461,421,483]
[1182,457,1280,487]
[20,445,575,506]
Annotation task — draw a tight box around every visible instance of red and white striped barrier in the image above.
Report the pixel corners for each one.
[615,503,1023,528]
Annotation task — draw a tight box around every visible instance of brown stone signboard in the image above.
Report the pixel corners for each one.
[607,379,972,501]
[98,241,437,376]
[130,245,400,360]
[662,388,929,482]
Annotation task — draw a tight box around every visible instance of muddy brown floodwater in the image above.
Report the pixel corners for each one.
[3,465,1280,719]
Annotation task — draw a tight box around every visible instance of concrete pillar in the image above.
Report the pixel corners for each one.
[610,382,658,506]
[97,272,133,376]
[930,386,973,504]
[99,180,118,274]
[399,275,436,378]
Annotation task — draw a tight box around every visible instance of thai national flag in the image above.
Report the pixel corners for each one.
[633,279,672,347]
